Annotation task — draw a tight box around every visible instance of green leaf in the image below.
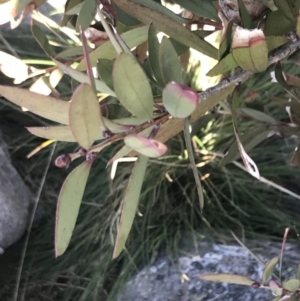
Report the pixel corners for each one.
[172,0,218,20]
[219,20,233,60]
[206,53,238,77]
[55,161,91,257]
[200,274,255,286]
[273,0,297,21]
[266,36,288,51]
[27,125,77,142]
[113,2,140,26]
[124,0,188,24]
[162,82,198,118]
[264,10,295,36]
[55,46,86,59]
[113,52,153,120]
[238,108,278,125]
[97,59,114,90]
[270,297,281,301]
[31,24,56,57]
[148,23,164,86]
[53,59,116,96]
[69,83,101,149]
[76,0,97,31]
[262,256,278,283]
[274,62,300,102]
[289,141,300,166]
[159,37,184,85]
[65,1,83,15]
[220,127,271,166]
[113,0,218,59]
[0,85,69,124]
[229,87,260,179]
[112,155,149,258]
[103,117,131,134]
[269,280,283,296]
[77,25,149,71]
[184,117,204,210]
[282,279,300,292]
[61,0,82,26]
[238,0,255,29]
[124,135,168,157]
[296,264,300,280]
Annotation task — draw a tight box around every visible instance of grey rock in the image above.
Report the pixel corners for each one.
[0,133,33,250]
[120,238,300,301]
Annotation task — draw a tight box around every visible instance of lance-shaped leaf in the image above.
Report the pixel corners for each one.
[238,0,255,29]
[264,11,295,36]
[27,119,129,142]
[102,117,132,134]
[296,264,300,280]
[262,256,278,283]
[219,17,233,60]
[163,82,198,118]
[220,127,272,166]
[274,62,300,102]
[97,59,114,90]
[69,83,101,149]
[77,25,149,71]
[273,0,298,20]
[159,37,184,85]
[113,52,153,120]
[289,141,300,166]
[200,274,256,286]
[206,53,238,77]
[0,51,29,84]
[232,27,268,73]
[31,23,56,57]
[27,125,77,142]
[148,23,164,86]
[238,108,278,125]
[76,0,97,31]
[282,279,300,292]
[53,59,116,96]
[113,0,218,59]
[0,85,69,124]
[172,0,218,20]
[113,154,149,258]
[124,134,168,158]
[184,117,204,210]
[297,14,300,37]
[229,88,260,179]
[266,36,288,51]
[55,161,92,257]
[269,280,283,297]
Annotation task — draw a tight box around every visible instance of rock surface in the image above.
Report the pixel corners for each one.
[120,238,300,301]
[0,133,33,250]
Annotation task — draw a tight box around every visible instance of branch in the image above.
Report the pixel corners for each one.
[92,38,300,156]
[198,37,300,102]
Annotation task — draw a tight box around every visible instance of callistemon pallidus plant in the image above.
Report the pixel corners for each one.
[1,0,300,260]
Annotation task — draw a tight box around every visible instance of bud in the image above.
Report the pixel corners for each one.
[162,82,198,118]
[124,134,168,158]
[232,27,268,73]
